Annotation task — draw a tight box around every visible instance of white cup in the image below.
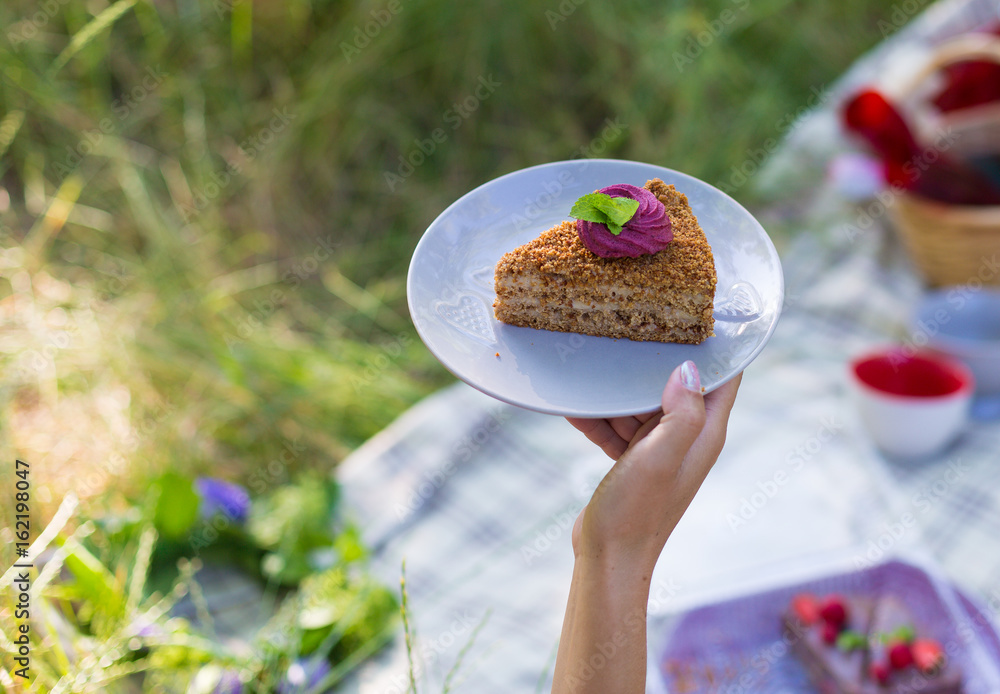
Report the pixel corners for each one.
[848,348,975,459]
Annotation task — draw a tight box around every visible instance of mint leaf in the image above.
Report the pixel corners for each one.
[836,630,867,651]
[875,626,916,645]
[605,196,641,225]
[570,192,640,236]
[569,194,613,224]
[889,625,916,644]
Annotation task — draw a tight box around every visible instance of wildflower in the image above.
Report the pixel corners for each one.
[278,657,331,693]
[195,477,251,523]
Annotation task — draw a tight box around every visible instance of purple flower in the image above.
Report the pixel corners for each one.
[129,614,166,639]
[278,657,331,693]
[195,477,251,524]
[213,669,243,694]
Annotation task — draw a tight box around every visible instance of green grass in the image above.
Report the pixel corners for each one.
[0,0,903,497]
[0,0,909,689]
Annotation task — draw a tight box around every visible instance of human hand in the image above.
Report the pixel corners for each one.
[566,360,741,569]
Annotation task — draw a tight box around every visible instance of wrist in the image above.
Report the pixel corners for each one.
[573,541,658,601]
[574,518,667,576]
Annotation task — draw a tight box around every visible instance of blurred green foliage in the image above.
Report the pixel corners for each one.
[0,0,901,501]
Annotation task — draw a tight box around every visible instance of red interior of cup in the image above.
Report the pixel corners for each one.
[851,350,973,397]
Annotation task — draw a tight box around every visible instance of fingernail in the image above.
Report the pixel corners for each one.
[680,360,701,393]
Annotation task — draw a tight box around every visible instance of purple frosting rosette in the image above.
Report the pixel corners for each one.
[575,183,673,258]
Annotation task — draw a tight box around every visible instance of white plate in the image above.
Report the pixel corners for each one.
[406,159,783,417]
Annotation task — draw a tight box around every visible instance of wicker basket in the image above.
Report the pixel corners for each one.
[883,34,1000,287]
[891,194,1000,286]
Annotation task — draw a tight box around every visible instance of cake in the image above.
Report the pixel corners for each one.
[782,593,964,693]
[492,178,716,344]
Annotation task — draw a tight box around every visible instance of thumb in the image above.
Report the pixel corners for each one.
[664,359,705,409]
[618,360,707,463]
[652,360,707,452]
[624,360,712,518]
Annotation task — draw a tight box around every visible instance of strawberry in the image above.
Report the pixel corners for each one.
[912,639,945,673]
[791,593,821,625]
[822,620,840,645]
[869,660,891,685]
[819,595,849,628]
[888,642,914,670]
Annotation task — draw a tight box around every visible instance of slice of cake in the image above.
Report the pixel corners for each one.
[493,178,716,344]
[783,593,875,694]
[863,596,963,694]
[782,593,964,694]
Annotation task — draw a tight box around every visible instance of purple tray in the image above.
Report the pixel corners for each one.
[660,560,1000,693]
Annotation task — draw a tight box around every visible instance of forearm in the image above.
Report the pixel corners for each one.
[552,549,653,694]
